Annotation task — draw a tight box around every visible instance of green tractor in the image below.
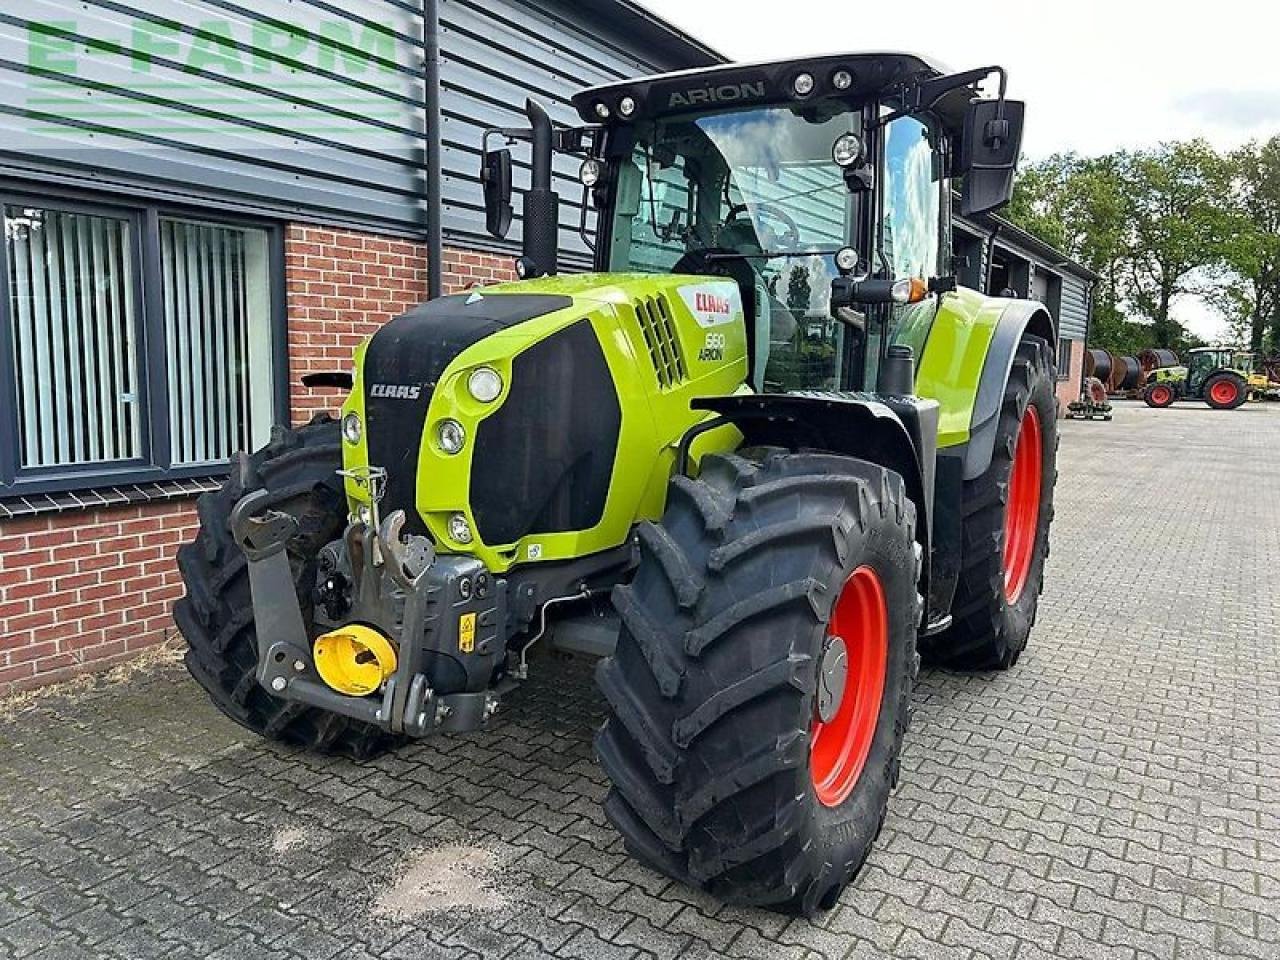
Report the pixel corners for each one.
[1142,347,1250,410]
[176,53,1058,914]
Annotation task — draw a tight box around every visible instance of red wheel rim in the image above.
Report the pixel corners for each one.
[1002,406,1043,604]
[1210,380,1237,405]
[1152,386,1171,405]
[810,566,888,808]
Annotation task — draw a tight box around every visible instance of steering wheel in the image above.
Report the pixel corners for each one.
[721,202,802,251]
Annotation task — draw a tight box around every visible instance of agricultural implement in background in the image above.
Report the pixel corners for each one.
[176,52,1058,915]
[1143,347,1250,410]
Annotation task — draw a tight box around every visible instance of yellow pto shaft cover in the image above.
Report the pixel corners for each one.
[313,624,398,697]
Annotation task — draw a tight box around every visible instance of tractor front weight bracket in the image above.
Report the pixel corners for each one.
[228,489,500,737]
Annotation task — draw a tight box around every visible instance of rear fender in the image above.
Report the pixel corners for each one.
[959,299,1054,482]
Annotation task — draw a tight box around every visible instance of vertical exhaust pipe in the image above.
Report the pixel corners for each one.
[522,99,560,276]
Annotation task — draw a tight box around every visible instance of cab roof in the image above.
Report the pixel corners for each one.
[572,51,955,125]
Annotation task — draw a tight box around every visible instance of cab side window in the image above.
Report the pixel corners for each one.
[882,116,941,280]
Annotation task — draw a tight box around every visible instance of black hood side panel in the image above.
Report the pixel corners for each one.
[362,293,573,533]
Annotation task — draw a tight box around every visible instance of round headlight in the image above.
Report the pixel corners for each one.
[448,512,473,544]
[594,101,610,119]
[341,412,362,444]
[793,72,815,96]
[832,133,863,167]
[467,366,504,403]
[832,69,853,91]
[618,95,637,116]
[437,418,466,455]
[579,158,602,188]
[835,246,860,274]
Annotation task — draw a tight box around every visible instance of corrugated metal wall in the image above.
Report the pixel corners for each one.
[0,0,712,244]
[1057,274,1089,341]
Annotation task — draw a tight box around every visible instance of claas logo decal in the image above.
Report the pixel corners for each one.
[694,291,731,316]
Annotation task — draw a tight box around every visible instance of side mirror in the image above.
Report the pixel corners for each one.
[481,148,513,239]
[959,99,1025,216]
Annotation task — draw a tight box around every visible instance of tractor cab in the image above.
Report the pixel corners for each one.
[1186,347,1235,395]
[483,53,1025,396]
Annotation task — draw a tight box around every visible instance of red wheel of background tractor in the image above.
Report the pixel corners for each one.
[1143,383,1175,408]
[1001,407,1043,604]
[1204,373,1246,410]
[810,566,888,808]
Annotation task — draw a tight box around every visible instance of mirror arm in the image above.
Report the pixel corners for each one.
[878,65,1008,129]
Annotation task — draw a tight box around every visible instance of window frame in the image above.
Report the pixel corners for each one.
[1056,337,1073,381]
[0,182,290,497]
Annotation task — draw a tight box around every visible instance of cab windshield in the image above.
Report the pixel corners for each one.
[605,103,862,390]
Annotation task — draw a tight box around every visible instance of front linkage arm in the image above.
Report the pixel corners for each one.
[227,489,499,737]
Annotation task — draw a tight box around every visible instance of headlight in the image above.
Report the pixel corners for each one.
[618,95,637,117]
[792,72,815,96]
[835,246,860,274]
[448,513,473,544]
[832,133,864,167]
[594,101,610,119]
[578,158,602,188]
[467,367,504,403]
[437,419,466,455]
[341,412,362,444]
[832,69,853,91]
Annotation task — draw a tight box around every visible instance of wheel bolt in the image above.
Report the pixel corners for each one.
[270,676,287,692]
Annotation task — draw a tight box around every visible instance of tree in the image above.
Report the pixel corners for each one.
[1118,141,1231,348]
[786,265,812,315]
[1215,137,1280,353]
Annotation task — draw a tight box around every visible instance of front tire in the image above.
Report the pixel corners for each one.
[174,418,400,758]
[1143,382,1176,408]
[923,335,1058,670]
[596,450,922,915]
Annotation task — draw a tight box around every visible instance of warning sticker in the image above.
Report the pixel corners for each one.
[677,281,743,328]
[459,612,476,653]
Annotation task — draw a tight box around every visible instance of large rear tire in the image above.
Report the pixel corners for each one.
[1204,372,1247,410]
[596,450,922,915]
[923,335,1058,670]
[174,417,400,758]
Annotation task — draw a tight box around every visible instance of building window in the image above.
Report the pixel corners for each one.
[7,207,144,469]
[1057,337,1073,381]
[159,219,275,466]
[0,193,284,496]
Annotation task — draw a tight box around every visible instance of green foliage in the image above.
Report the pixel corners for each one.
[1214,137,1280,353]
[1006,140,1246,355]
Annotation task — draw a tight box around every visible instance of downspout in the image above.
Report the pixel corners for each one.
[423,0,443,299]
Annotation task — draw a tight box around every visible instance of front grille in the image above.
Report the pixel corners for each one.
[633,294,687,389]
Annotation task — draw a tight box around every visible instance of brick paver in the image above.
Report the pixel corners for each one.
[1,401,1277,959]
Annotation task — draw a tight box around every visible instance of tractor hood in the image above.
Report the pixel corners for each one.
[339,273,750,570]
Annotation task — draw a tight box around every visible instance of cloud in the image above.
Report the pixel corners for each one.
[1173,90,1280,130]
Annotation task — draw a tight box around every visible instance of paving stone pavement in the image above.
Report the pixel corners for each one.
[1,401,1278,960]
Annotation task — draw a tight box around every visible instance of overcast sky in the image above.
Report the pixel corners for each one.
[637,0,1280,339]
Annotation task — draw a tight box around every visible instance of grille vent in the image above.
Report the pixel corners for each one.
[633,294,687,388]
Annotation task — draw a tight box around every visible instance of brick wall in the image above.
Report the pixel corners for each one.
[1,226,517,694]
[1056,338,1086,413]
[286,227,517,423]
[0,504,197,690]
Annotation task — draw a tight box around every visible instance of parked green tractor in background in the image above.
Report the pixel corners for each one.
[176,52,1058,914]
[1143,347,1250,410]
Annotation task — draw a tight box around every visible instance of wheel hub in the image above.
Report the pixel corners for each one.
[810,565,888,808]
[816,635,849,724]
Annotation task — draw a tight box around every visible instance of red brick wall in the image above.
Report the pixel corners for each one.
[286,228,516,422]
[0,504,197,691]
[1056,338,1086,413]
[1,226,517,694]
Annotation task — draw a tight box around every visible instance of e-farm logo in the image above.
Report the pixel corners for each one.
[23,18,407,140]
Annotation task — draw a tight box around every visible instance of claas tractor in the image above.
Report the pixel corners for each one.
[176,52,1058,914]
[1142,347,1250,410]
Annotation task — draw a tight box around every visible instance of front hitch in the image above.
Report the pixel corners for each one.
[228,489,502,736]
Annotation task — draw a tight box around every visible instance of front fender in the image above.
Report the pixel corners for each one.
[689,392,939,625]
